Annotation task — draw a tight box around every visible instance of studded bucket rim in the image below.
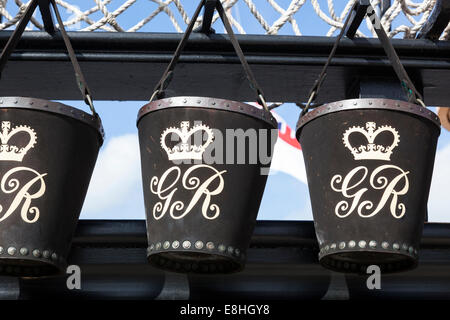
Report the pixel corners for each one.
[147,239,246,274]
[137,96,277,129]
[0,243,66,277]
[319,248,418,274]
[0,96,104,142]
[296,98,441,137]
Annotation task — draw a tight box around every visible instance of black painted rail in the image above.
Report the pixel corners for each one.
[0,32,449,105]
[0,220,448,300]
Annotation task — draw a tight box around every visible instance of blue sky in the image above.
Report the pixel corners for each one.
[8,0,447,221]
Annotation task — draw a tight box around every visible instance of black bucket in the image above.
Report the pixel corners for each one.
[296,98,440,273]
[0,97,103,276]
[137,96,277,273]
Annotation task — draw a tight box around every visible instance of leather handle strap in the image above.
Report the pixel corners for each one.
[301,3,424,116]
[151,0,267,110]
[0,0,97,116]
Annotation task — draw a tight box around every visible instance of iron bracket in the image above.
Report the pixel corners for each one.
[417,0,450,40]
[344,0,371,39]
[194,0,217,34]
[38,0,55,34]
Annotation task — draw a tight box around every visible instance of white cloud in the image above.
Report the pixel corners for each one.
[428,142,450,222]
[80,134,143,219]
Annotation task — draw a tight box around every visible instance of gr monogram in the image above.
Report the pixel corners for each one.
[150,164,226,220]
[331,122,410,219]
[331,165,409,219]
[0,121,47,224]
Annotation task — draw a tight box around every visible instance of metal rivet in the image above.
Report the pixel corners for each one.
[324,245,330,251]
[235,248,240,256]
[163,241,170,249]
[218,244,226,252]
[195,241,204,250]
[212,101,216,105]
[0,100,3,104]
[408,246,414,254]
[393,243,400,250]
[155,242,161,250]
[402,243,408,251]
[149,244,154,251]
[369,101,372,105]
[51,253,58,261]
[227,246,234,254]
[197,100,201,104]
[172,241,180,249]
[182,99,187,103]
[29,101,34,105]
[20,248,28,256]
[7,247,16,256]
[382,242,389,249]
[339,242,346,249]
[369,240,377,248]
[14,100,18,104]
[0,246,2,254]
[226,104,230,108]
[182,241,191,249]
[206,242,214,250]
[43,250,50,259]
[32,249,41,258]
[330,243,336,250]
[348,240,356,248]
[358,240,366,248]
[353,102,357,106]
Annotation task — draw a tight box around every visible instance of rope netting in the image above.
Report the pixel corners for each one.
[0,0,448,39]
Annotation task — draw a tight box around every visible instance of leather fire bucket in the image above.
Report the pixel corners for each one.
[296,4,441,273]
[137,0,277,273]
[0,1,104,276]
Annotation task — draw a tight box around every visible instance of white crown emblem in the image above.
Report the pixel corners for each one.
[160,121,214,161]
[0,121,37,162]
[343,122,400,161]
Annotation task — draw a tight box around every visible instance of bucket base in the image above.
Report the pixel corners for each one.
[0,258,61,277]
[320,251,417,274]
[148,251,243,274]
